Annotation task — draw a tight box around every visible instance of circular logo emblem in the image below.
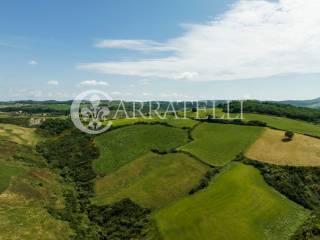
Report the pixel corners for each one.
[70,90,112,134]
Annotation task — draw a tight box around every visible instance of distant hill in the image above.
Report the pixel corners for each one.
[280,98,320,109]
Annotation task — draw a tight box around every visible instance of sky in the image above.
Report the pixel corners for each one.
[1,0,320,101]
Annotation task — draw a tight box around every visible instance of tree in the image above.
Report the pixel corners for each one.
[191,107,197,113]
[284,131,294,141]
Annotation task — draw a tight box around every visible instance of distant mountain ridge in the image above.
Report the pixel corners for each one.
[280,98,320,109]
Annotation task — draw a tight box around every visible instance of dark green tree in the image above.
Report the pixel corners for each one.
[285,131,294,140]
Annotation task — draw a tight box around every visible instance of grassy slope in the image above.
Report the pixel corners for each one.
[181,123,263,166]
[111,116,197,129]
[0,161,73,240]
[246,128,320,166]
[94,152,209,208]
[0,124,73,239]
[182,107,320,137]
[0,203,72,240]
[0,163,25,193]
[94,124,190,174]
[154,163,309,240]
[242,113,320,137]
[0,123,40,146]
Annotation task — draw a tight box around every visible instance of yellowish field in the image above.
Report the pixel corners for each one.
[0,124,40,146]
[246,128,320,166]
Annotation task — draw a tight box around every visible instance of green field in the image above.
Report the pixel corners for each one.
[182,107,320,137]
[181,123,263,166]
[0,163,25,193]
[0,162,72,240]
[178,108,225,119]
[94,152,209,208]
[242,113,320,137]
[0,202,72,240]
[94,124,190,174]
[110,116,197,129]
[154,163,309,240]
[0,129,72,240]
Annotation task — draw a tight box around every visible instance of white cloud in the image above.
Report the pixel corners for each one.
[28,60,38,65]
[79,0,320,82]
[47,80,59,86]
[173,72,199,80]
[158,92,190,101]
[80,80,109,86]
[138,79,151,85]
[95,39,176,52]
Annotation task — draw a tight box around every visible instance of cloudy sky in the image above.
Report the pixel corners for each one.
[1,0,320,101]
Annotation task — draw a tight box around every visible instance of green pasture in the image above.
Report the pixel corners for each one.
[181,123,263,166]
[94,152,209,208]
[242,113,320,137]
[94,124,190,174]
[154,163,309,240]
[110,116,197,129]
[0,163,25,193]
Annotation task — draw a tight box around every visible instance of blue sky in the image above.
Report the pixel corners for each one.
[1,0,320,101]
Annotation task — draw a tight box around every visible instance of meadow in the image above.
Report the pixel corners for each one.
[0,122,73,239]
[183,107,320,137]
[94,152,209,208]
[246,128,320,166]
[242,113,320,137]
[0,123,40,146]
[154,163,309,240]
[181,123,263,166]
[0,163,24,193]
[94,124,190,174]
[110,116,198,129]
[0,158,72,240]
[0,201,72,240]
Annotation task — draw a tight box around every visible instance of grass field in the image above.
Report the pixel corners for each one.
[0,124,40,146]
[0,128,72,240]
[94,124,190,174]
[241,113,320,137]
[0,202,72,240]
[0,163,25,193]
[0,161,72,240]
[94,152,209,208]
[246,128,320,166]
[186,108,320,137]
[181,123,263,166]
[110,116,197,129]
[154,163,309,240]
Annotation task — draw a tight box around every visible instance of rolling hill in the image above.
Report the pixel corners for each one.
[181,123,263,166]
[0,124,73,240]
[1,101,320,239]
[93,152,209,208]
[280,97,320,109]
[94,124,190,174]
[154,163,309,240]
